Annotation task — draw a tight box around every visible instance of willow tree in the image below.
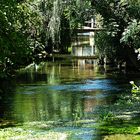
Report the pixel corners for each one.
[39,0,94,53]
[39,0,65,53]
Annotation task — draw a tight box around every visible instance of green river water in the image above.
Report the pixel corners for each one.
[1,59,139,140]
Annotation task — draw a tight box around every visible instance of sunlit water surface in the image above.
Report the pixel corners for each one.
[0,60,132,139]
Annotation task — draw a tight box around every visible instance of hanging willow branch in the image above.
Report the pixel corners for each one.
[48,0,63,44]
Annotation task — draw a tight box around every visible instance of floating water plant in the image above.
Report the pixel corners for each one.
[130,81,140,93]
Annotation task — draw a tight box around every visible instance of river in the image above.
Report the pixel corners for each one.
[0,59,133,140]
[0,34,139,139]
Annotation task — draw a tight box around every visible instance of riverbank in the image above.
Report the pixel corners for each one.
[95,89,140,139]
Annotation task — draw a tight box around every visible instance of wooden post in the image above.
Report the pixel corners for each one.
[91,18,94,28]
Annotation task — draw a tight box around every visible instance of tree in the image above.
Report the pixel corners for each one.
[92,0,140,70]
[0,0,43,77]
[39,0,94,53]
[95,31,117,65]
[0,0,95,77]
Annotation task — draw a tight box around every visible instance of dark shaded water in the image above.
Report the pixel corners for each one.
[0,60,133,139]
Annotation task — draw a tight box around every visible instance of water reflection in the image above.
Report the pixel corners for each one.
[0,61,122,123]
[13,90,84,122]
[0,60,128,139]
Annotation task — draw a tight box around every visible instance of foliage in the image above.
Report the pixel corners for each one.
[98,110,115,123]
[93,0,140,67]
[40,0,94,52]
[130,81,140,93]
[99,123,139,135]
[94,81,140,136]
[0,0,96,77]
[64,0,94,29]
[0,0,44,77]
[120,0,140,49]
[95,31,118,64]
[48,0,62,44]
[120,20,140,49]
[103,134,140,140]
[126,0,140,19]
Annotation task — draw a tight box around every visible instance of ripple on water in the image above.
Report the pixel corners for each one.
[49,79,120,92]
[82,93,111,99]
[16,79,121,95]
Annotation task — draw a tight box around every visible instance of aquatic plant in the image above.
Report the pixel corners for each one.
[0,127,68,140]
[98,110,115,123]
[130,81,140,93]
[72,111,81,127]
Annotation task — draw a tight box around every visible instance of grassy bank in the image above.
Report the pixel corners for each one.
[95,87,140,139]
